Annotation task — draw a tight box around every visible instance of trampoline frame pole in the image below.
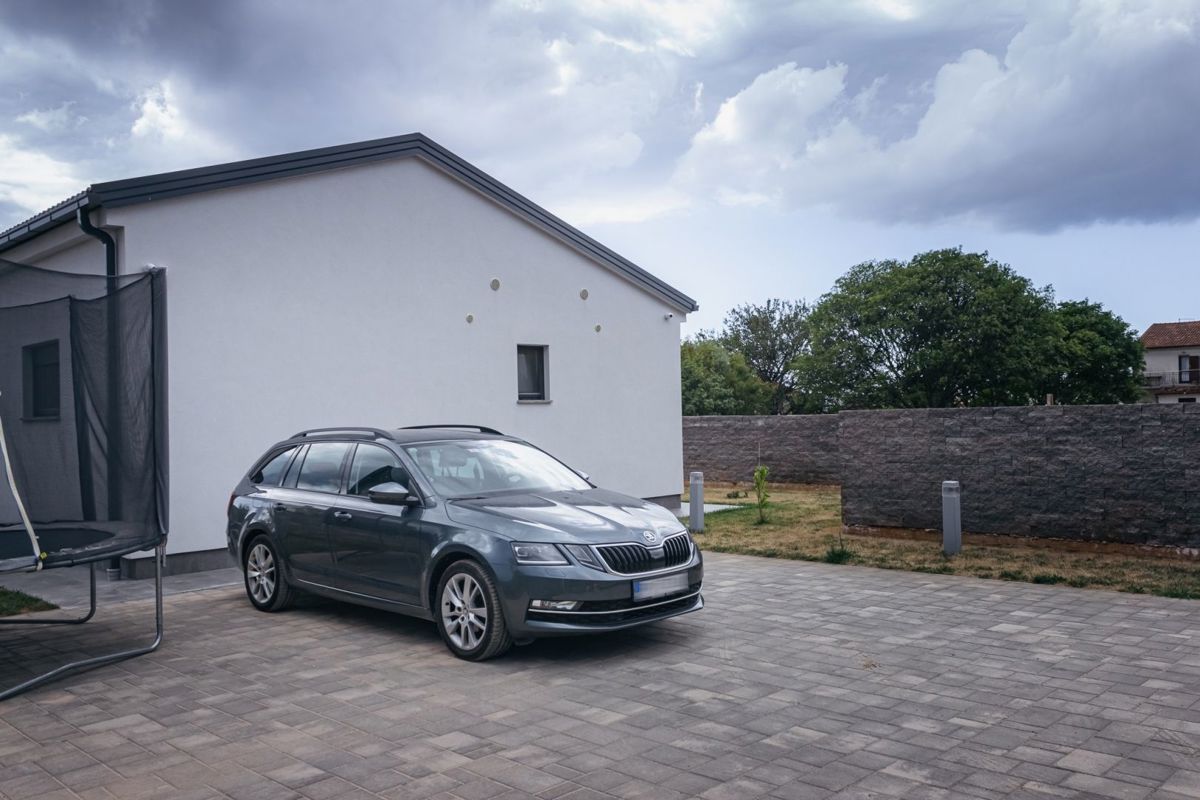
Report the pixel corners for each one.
[0,543,164,701]
[0,564,97,626]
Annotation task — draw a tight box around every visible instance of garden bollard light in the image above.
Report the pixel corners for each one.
[942,481,961,556]
[689,471,704,533]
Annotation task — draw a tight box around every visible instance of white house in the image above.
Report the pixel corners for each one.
[0,134,697,575]
[1141,321,1200,404]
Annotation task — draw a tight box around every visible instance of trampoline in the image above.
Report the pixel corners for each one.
[0,258,167,700]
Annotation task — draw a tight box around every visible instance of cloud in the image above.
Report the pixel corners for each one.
[0,0,1197,235]
[548,185,690,225]
[675,0,1200,230]
[16,101,85,132]
[0,134,84,214]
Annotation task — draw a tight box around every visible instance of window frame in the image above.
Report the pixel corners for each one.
[517,344,549,403]
[292,441,353,495]
[346,442,410,497]
[22,339,61,420]
[250,445,300,486]
[1180,354,1200,385]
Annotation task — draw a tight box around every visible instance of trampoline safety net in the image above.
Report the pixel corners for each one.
[0,258,167,574]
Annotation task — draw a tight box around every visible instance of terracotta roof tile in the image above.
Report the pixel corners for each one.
[1141,321,1200,349]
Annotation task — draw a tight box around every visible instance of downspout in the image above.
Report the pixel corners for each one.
[77,209,123,573]
[76,208,116,278]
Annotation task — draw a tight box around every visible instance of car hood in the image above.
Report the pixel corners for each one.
[443,488,686,544]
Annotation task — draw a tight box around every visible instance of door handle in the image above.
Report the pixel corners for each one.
[333,511,353,520]
[273,503,287,512]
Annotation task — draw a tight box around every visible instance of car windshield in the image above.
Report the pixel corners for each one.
[404,439,590,498]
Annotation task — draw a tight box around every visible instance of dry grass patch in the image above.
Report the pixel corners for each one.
[690,483,1200,600]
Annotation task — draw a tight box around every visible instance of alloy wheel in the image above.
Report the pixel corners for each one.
[246,543,276,605]
[441,572,488,651]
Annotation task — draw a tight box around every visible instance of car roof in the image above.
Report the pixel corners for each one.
[386,428,512,444]
[279,427,515,447]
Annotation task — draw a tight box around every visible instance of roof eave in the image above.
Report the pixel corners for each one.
[0,134,698,313]
[0,191,94,251]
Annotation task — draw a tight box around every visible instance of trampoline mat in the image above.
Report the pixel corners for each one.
[0,522,163,573]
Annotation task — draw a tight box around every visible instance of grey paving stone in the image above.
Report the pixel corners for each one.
[3,553,1200,800]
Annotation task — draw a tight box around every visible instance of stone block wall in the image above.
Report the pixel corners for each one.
[839,404,1200,547]
[682,414,840,485]
[683,404,1200,546]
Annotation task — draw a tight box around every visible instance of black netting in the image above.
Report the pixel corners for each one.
[0,258,167,572]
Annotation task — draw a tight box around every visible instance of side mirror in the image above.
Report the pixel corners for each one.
[575,469,591,482]
[368,481,420,506]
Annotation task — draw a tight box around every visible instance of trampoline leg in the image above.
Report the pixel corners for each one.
[0,563,98,626]
[0,545,165,701]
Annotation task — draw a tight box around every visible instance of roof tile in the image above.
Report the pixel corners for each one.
[1141,321,1200,349]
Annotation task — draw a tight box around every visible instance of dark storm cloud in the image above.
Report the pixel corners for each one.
[1,0,1197,232]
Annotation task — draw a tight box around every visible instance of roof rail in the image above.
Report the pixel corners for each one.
[291,427,393,440]
[401,424,504,435]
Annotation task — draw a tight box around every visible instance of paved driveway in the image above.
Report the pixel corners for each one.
[2,553,1199,800]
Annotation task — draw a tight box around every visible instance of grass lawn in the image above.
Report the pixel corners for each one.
[0,587,57,617]
[691,483,1200,600]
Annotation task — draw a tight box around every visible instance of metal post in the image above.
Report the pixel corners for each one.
[689,471,704,533]
[942,481,961,556]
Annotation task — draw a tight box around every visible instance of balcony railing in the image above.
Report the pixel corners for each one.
[1143,370,1200,388]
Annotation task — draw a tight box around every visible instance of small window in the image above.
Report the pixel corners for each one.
[295,442,351,493]
[253,447,297,486]
[23,340,60,419]
[1180,355,1200,385]
[1180,397,1197,404]
[518,345,547,401]
[348,444,408,496]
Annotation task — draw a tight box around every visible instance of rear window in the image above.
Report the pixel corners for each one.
[253,447,296,486]
[295,442,351,493]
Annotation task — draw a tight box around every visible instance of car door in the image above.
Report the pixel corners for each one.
[277,441,352,583]
[327,443,425,605]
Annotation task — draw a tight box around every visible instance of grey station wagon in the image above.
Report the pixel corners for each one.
[227,426,703,660]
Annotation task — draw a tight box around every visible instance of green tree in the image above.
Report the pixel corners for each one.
[680,340,771,415]
[1047,300,1144,404]
[799,249,1061,410]
[720,299,811,413]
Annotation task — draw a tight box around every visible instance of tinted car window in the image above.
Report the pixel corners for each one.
[348,444,408,496]
[295,442,351,493]
[254,447,296,486]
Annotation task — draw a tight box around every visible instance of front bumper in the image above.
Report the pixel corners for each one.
[499,552,704,638]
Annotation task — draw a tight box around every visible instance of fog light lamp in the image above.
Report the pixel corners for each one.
[530,599,580,611]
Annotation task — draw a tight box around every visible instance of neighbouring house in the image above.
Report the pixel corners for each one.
[0,133,697,575]
[1141,321,1200,404]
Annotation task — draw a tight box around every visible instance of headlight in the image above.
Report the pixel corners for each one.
[562,544,605,571]
[510,542,568,565]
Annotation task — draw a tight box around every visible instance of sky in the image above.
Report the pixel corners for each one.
[1,0,1197,335]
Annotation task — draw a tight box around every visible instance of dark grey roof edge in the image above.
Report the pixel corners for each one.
[0,133,698,313]
[0,191,92,250]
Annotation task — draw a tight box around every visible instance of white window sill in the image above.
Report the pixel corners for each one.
[517,399,552,405]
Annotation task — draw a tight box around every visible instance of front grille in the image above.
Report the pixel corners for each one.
[596,532,691,575]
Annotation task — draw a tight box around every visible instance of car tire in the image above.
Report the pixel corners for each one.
[243,534,294,612]
[436,560,512,661]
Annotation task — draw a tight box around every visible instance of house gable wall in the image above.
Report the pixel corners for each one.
[88,157,684,553]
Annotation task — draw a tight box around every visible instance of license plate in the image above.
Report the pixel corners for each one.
[632,572,689,602]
